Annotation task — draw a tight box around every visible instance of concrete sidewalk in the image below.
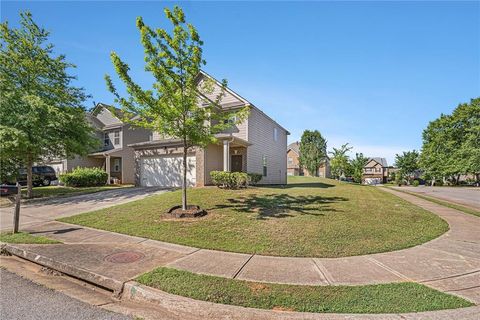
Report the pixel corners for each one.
[2,187,479,306]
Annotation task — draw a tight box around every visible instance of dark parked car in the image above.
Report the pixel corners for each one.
[17,166,58,187]
[0,184,19,197]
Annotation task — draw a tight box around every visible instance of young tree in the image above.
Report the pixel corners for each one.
[105,6,248,211]
[395,150,420,185]
[350,153,368,183]
[298,130,327,177]
[0,12,97,198]
[329,143,352,180]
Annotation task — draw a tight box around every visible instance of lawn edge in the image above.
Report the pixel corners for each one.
[130,267,474,315]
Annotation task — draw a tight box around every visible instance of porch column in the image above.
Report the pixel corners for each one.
[105,155,111,184]
[223,140,230,171]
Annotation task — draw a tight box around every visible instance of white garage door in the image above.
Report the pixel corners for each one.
[140,155,196,187]
[364,178,382,185]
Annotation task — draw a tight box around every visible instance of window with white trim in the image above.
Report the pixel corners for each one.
[287,157,293,165]
[113,158,121,172]
[113,130,120,145]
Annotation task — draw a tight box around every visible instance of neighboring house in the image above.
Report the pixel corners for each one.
[286,142,330,178]
[363,157,388,184]
[43,103,152,184]
[128,71,290,187]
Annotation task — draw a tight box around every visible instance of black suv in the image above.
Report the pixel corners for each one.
[17,166,58,187]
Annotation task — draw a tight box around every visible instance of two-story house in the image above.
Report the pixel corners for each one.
[128,71,290,187]
[44,103,152,184]
[362,157,388,184]
[286,141,330,178]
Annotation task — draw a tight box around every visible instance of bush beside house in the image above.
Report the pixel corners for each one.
[210,171,262,189]
[60,167,108,187]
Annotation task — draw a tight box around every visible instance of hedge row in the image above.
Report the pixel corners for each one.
[210,171,262,189]
[60,167,108,187]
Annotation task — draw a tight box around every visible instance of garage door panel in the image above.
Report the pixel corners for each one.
[140,155,196,187]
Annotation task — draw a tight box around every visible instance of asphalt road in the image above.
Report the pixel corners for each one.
[0,269,131,320]
[396,186,480,209]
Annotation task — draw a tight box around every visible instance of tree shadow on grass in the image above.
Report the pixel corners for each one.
[269,182,336,189]
[214,193,348,220]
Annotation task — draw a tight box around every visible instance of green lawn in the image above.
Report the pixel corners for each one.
[0,232,60,244]
[389,187,480,218]
[60,177,448,257]
[137,267,472,314]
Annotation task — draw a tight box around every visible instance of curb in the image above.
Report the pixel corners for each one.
[2,243,124,295]
[121,281,480,320]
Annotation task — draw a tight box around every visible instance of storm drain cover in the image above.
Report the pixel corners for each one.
[104,251,145,264]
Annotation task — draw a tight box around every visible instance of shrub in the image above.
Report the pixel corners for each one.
[412,179,420,187]
[210,171,262,189]
[60,167,108,187]
[247,173,262,185]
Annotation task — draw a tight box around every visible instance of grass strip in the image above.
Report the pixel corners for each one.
[137,267,473,314]
[0,232,61,244]
[391,188,480,217]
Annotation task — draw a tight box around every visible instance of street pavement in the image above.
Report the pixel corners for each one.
[0,269,131,320]
[395,186,480,209]
[0,187,168,232]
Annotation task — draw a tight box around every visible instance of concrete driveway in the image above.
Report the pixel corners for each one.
[0,187,168,232]
[395,186,480,209]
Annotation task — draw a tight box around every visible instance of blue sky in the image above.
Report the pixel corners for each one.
[2,1,479,164]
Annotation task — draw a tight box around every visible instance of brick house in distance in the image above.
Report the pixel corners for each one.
[362,157,388,184]
[287,142,330,178]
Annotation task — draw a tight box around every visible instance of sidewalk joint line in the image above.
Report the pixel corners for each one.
[312,259,333,284]
[445,284,480,292]
[419,269,480,284]
[366,257,412,281]
[232,254,254,279]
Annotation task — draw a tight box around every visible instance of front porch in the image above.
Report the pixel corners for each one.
[202,135,250,185]
[89,149,124,184]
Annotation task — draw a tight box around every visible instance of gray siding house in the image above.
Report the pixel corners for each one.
[44,103,152,184]
[129,71,290,187]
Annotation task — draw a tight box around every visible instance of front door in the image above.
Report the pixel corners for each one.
[231,155,243,172]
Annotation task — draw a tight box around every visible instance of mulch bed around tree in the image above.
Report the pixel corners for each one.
[167,205,207,218]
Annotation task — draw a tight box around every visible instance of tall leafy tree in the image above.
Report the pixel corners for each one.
[350,153,368,183]
[0,12,97,198]
[105,6,248,210]
[298,130,327,177]
[395,150,419,184]
[329,143,352,180]
[420,98,480,185]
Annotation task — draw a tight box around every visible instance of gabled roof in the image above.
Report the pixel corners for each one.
[287,142,300,156]
[199,70,290,135]
[367,157,388,167]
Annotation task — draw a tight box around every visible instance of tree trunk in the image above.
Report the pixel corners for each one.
[431,176,435,186]
[26,155,34,199]
[182,145,188,211]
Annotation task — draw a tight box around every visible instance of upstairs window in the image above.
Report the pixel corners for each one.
[223,115,237,125]
[113,130,120,145]
[287,157,293,165]
[104,133,109,147]
[273,127,278,141]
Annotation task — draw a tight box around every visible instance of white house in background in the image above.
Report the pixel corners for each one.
[44,103,152,184]
[128,71,290,187]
